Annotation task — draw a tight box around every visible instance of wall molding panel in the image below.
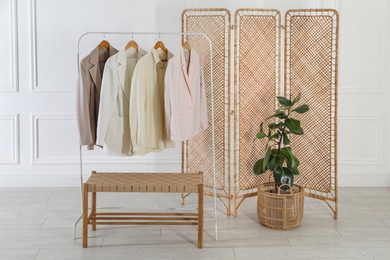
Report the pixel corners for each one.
[0,0,19,93]
[31,115,77,164]
[29,0,73,93]
[0,114,20,164]
[31,114,181,165]
[338,0,387,95]
[338,116,383,165]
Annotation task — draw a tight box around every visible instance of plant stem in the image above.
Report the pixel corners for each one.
[277,129,283,153]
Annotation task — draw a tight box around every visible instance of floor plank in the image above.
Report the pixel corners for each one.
[0,187,388,259]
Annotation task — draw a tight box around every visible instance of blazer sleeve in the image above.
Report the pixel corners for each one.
[76,62,94,149]
[130,63,145,153]
[200,62,209,130]
[164,62,173,141]
[96,62,116,147]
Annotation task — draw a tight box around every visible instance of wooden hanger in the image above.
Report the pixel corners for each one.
[182,40,191,51]
[125,40,138,50]
[183,40,191,71]
[98,40,110,50]
[154,40,167,53]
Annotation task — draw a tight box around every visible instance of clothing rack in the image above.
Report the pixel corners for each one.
[73,31,218,241]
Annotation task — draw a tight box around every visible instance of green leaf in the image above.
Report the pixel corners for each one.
[263,147,272,170]
[267,110,287,120]
[269,133,280,140]
[281,147,299,169]
[292,93,301,105]
[282,132,290,145]
[285,118,301,132]
[277,96,291,107]
[253,159,266,175]
[268,122,284,130]
[256,132,267,139]
[292,155,300,169]
[267,155,281,171]
[291,127,304,135]
[281,147,292,162]
[275,111,287,119]
[292,104,309,114]
[278,153,285,166]
[291,167,299,175]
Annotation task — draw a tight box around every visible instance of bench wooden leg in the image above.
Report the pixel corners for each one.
[82,183,88,248]
[197,184,204,248]
[91,192,96,230]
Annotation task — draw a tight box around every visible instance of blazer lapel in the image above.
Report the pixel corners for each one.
[180,47,193,97]
[115,50,128,99]
[88,47,100,89]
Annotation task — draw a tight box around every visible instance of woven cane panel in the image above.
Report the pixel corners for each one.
[234,9,281,191]
[182,9,230,191]
[285,10,338,193]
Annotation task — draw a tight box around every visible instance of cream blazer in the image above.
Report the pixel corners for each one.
[164,48,208,141]
[76,45,117,150]
[130,48,174,155]
[96,47,146,156]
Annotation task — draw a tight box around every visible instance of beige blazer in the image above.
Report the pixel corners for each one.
[130,48,174,155]
[96,47,146,156]
[164,48,208,141]
[76,45,117,149]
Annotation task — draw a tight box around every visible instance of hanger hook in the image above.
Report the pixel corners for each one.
[131,32,134,39]
[103,32,106,40]
[159,32,161,40]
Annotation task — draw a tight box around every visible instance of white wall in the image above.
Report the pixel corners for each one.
[0,0,389,187]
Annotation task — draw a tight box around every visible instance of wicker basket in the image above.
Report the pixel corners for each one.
[257,182,304,230]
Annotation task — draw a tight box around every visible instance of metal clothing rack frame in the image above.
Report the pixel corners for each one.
[73,31,218,241]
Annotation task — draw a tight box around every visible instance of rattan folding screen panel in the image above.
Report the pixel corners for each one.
[182,9,232,214]
[285,9,339,218]
[233,9,281,216]
[181,8,338,218]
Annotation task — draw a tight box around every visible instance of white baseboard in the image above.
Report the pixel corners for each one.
[338,174,390,187]
[0,175,81,187]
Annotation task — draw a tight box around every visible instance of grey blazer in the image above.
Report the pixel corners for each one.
[76,45,117,149]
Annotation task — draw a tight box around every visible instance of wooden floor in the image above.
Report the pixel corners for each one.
[0,187,389,260]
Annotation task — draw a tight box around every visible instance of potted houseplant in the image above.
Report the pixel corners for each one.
[253,93,309,230]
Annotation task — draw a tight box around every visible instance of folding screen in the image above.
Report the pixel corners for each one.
[182,8,338,218]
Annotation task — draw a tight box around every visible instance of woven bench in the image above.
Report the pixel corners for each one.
[82,171,204,248]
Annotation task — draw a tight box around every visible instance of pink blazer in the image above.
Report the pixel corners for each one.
[164,48,208,141]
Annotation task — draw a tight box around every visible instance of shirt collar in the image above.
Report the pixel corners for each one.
[151,48,173,64]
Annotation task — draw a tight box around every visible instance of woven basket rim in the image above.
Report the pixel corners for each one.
[258,182,304,195]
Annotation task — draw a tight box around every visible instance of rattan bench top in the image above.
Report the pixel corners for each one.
[85,172,203,193]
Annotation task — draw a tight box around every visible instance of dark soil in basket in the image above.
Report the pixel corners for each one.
[268,189,292,195]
